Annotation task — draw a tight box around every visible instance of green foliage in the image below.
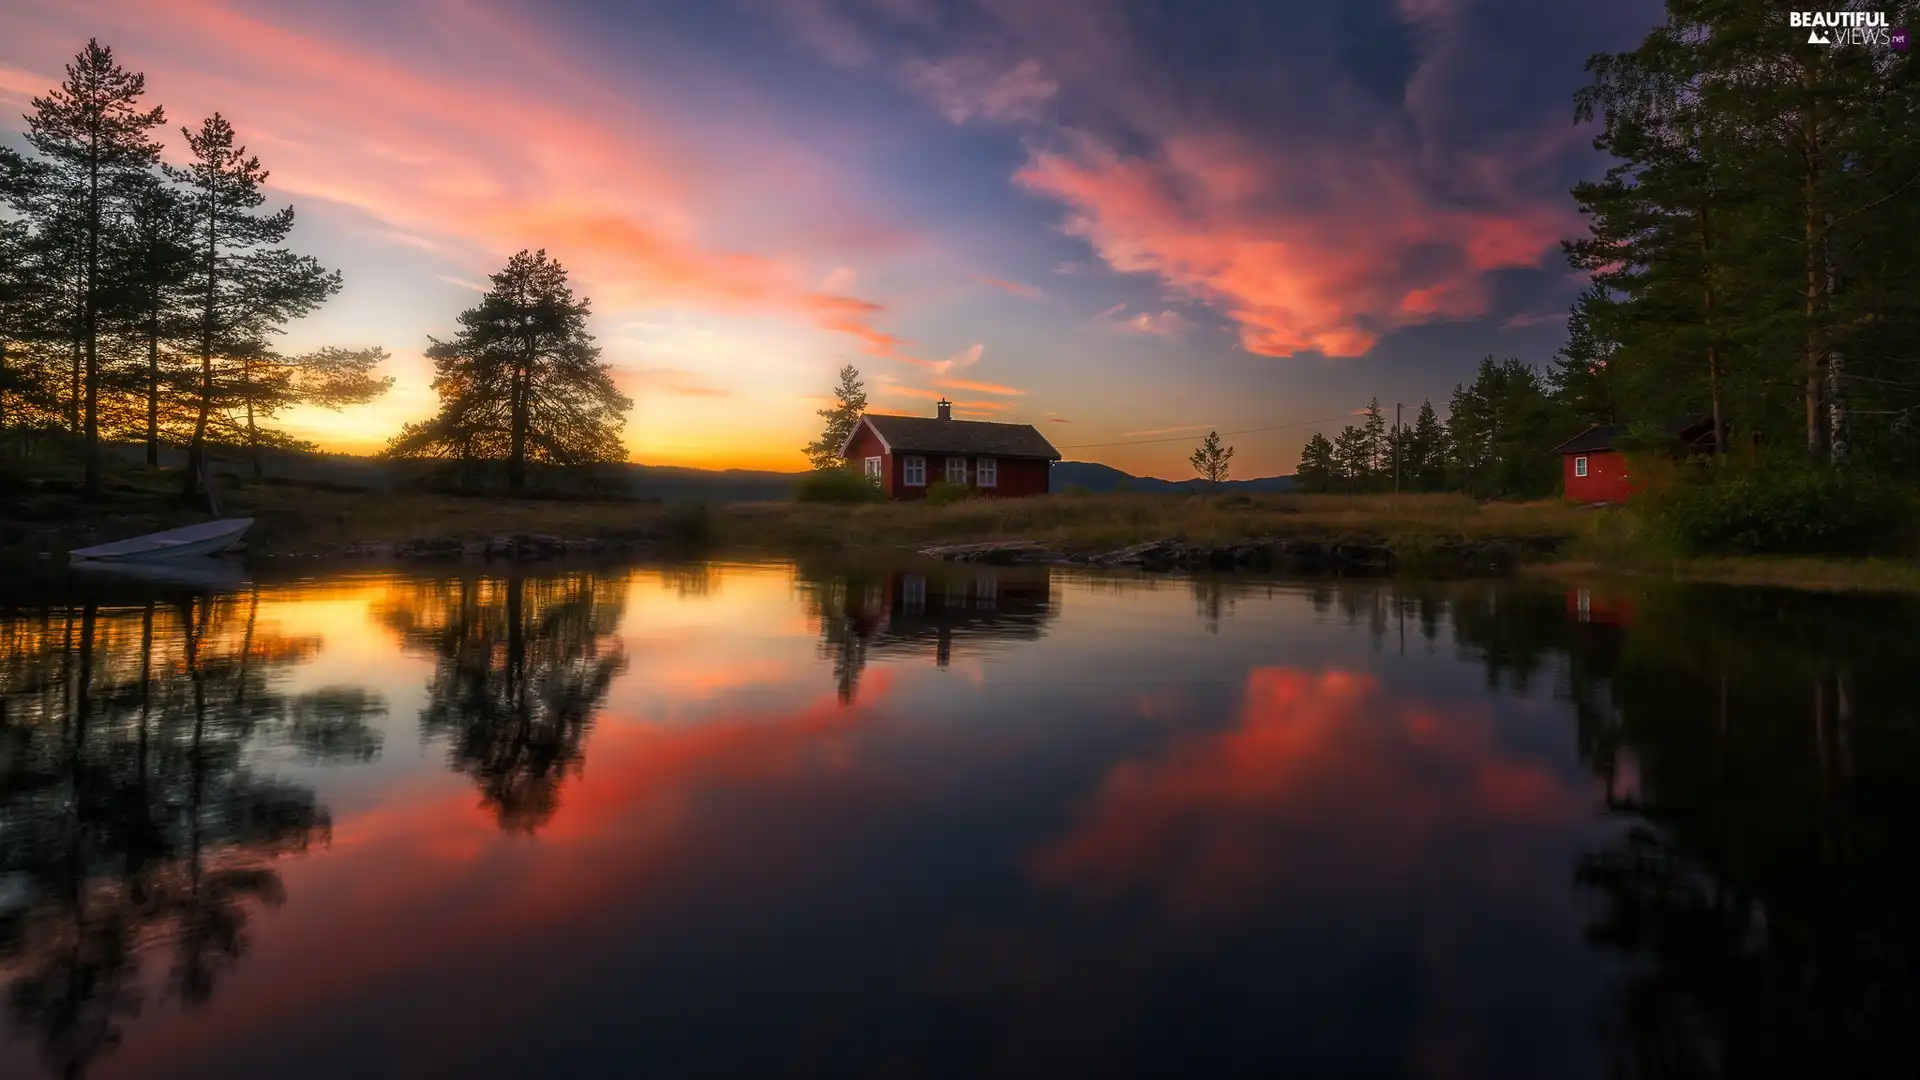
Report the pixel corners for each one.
[1061,483,1094,497]
[794,467,882,503]
[923,479,974,506]
[803,365,867,470]
[1646,470,1915,556]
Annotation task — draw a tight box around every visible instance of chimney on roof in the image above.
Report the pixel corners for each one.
[936,398,952,421]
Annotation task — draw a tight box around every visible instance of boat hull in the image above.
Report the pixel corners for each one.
[68,518,255,563]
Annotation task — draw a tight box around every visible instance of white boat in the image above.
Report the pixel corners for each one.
[68,518,254,563]
[71,558,250,590]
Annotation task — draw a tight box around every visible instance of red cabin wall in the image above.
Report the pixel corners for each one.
[842,425,898,498]
[1562,449,1634,504]
[840,431,1052,500]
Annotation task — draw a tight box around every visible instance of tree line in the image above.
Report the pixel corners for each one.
[1295,360,1566,497]
[0,40,393,497]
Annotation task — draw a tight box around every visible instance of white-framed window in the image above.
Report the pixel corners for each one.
[902,574,926,613]
[902,455,926,486]
[863,456,882,480]
[1574,455,1588,478]
[946,457,968,485]
[976,457,997,488]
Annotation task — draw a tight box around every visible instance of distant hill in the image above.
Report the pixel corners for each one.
[102,443,1288,501]
[1051,460,1295,494]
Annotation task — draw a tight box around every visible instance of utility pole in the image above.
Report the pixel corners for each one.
[1393,402,1403,495]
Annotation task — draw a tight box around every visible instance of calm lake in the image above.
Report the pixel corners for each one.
[1,560,1916,1079]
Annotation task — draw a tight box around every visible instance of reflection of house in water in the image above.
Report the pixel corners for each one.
[849,567,1054,667]
[1567,587,1638,627]
[813,566,1055,702]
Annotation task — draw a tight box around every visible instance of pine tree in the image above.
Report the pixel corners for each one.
[104,178,195,466]
[803,364,867,470]
[1296,432,1337,493]
[167,113,341,501]
[1408,400,1445,492]
[1332,425,1369,492]
[388,250,631,489]
[1189,430,1234,488]
[1360,398,1388,484]
[23,40,167,493]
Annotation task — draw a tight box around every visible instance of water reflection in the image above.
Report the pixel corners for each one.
[0,592,375,1079]
[1454,586,1920,1078]
[799,563,1056,702]
[375,572,628,832]
[0,566,1915,1079]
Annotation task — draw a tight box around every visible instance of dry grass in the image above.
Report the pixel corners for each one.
[721,491,1596,553]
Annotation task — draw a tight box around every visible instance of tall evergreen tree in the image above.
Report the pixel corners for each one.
[1332,425,1369,492]
[167,113,341,501]
[103,178,196,466]
[803,364,867,470]
[1296,432,1337,493]
[1360,398,1388,482]
[23,40,167,493]
[388,250,631,489]
[1407,400,1446,492]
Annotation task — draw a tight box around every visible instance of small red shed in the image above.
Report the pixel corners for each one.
[1552,417,1717,504]
[840,400,1061,499]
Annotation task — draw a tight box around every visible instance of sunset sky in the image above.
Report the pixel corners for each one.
[0,0,1662,476]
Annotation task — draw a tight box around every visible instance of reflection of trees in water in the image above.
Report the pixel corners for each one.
[1446,585,1920,1077]
[378,572,628,833]
[795,563,1056,704]
[0,590,374,1079]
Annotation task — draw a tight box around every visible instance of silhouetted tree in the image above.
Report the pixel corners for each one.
[22,40,167,494]
[386,250,631,491]
[804,363,868,470]
[167,113,341,502]
[1189,430,1234,488]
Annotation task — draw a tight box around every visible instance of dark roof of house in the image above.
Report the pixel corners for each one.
[1552,416,1715,455]
[855,414,1062,460]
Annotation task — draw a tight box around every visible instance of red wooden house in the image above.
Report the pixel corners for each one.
[1553,416,1717,504]
[840,400,1061,499]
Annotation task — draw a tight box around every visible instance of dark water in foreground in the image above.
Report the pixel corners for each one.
[1,561,1916,1079]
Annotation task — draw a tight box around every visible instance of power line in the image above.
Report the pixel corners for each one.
[1052,411,1360,450]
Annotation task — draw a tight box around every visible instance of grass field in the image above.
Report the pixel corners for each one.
[5,462,1917,590]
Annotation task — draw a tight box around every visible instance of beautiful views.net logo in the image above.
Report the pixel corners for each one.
[1789,10,1899,47]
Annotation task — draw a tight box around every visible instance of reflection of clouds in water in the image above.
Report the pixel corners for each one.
[1033,668,1588,922]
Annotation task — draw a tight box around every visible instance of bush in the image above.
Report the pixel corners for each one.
[794,468,883,504]
[1645,470,1914,555]
[924,480,974,506]
[1060,484,1094,497]
[659,500,717,548]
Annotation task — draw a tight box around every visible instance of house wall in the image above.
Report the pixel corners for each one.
[1562,449,1633,504]
[843,437,1052,500]
[843,425,897,498]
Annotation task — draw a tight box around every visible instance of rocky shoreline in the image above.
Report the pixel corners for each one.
[919,536,1556,576]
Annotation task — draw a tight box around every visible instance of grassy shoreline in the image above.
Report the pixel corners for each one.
[4,470,1915,591]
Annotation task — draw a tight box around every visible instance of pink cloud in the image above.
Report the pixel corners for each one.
[975,274,1046,300]
[1121,310,1190,338]
[937,377,1025,396]
[900,54,1057,124]
[1014,131,1571,359]
[3,0,911,355]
